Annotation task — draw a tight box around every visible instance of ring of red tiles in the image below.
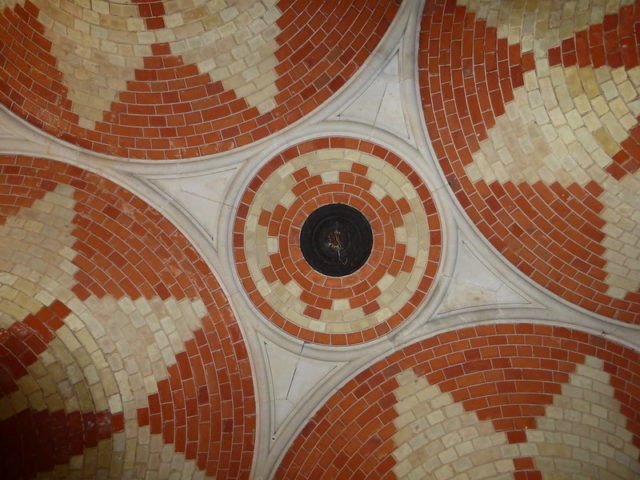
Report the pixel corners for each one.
[419,0,640,323]
[276,323,640,479]
[233,138,442,345]
[0,0,401,160]
[0,156,254,478]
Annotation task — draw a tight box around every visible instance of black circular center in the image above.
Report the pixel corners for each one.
[300,203,373,277]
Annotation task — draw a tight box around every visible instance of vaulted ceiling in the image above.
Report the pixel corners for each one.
[0,1,639,479]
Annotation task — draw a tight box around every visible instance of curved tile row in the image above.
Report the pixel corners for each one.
[277,323,640,479]
[233,138,442,345]
[0,156,254,479]
[419,0,640,323]
[0,0,400,160]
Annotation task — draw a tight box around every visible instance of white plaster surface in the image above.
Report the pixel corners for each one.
[150,167,238,249]
[263,340,342,434]
[339,52,411,140]
[440,242,529,313]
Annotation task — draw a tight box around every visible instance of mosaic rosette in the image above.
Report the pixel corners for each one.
[0,0,400,160]
[276,324,640,479]
[234,138,442,345]
[0,156,255,479]
[419,0,640,323]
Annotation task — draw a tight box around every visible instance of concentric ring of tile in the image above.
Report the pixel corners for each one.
[233,138,442,345]
[0,0,400,160]
[276,323,640,479]
[419,0,640,323]
[0,156,254,479]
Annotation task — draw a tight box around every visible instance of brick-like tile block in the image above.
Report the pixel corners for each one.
[0,301,69,393]
[275,324,640,479]
[0,300,127,478]
[0,155,255,478]
[234,138,442,345]
[419,0,640,324]
[0,408,124,479]
[0,0,400,159]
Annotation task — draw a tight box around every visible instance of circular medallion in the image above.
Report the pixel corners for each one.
[234,138,442,345]
[300,203,373,277]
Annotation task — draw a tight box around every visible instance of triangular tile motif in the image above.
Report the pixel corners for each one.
[419,0,640,323]
[0,157,255,478]
[0,0,401,159]
[389,353,640,479]
[276,324,640,479]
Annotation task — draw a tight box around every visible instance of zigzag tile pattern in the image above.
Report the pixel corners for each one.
[419,0,640,323]
[0,156,254,479]
[276,324,640,480]
[0,0,400,159]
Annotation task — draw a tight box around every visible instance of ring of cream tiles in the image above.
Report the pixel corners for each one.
[234,138,442,345]
[419,0,640,323]
[0,0,400,159]
[0,156,255,479]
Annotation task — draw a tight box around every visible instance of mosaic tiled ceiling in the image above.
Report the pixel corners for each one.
[419,0,640,323]
[0,0,400,160]
[0,156,254,479]
[0,1,639,479]
[277,324,640,479]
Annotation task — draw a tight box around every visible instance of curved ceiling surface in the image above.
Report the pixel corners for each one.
[0,0,400,160]
[233,138,442,345]
[419,0,640,324]
[0,1,639,479]
[277,323,640,479]
[0,156,255,479]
